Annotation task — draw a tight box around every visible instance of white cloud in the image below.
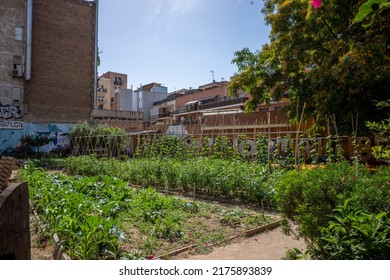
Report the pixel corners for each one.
[143,0,206,36]
[168,0,200,15]
[145,0,205,24]
[144,0,163,26]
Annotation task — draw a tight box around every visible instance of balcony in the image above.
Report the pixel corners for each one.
[199,97,247,110]
[173,97,247,115]
[158,111,173,118]
[150,111,174,123]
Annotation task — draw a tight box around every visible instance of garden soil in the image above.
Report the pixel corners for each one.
[175,226,306,260]
[31,225,306,260]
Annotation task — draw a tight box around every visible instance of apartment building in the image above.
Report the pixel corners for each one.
[150,89,186,125]
[173,81,248,125]
[97,71,128,110]
[148,80,294,138]
[0,0,97,153]
[134,83,168,123]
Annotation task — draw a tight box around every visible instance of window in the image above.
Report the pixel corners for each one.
[114,77,122,85]
[13,56,22,70]
[13,87,22,102]
[274,106,282,111]
[15,27,23,41]
[260,108,269,112]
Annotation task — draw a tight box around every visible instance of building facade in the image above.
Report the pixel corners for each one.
[0,0,97,153]
[148,80,295,139]
[97,71,128,110]
[173,81,247,125]
[150,89,186,125]
[134,83,168,123]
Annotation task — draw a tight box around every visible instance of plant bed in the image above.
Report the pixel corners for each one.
[20,167,277,260]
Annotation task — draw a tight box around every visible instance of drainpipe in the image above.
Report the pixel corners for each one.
[25,0,33,80]
[93,0,99,110]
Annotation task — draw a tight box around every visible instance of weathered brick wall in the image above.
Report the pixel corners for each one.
[25,0,96,123]
[0,182,30,260]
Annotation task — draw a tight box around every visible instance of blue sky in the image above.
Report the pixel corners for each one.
[98,0,270,92]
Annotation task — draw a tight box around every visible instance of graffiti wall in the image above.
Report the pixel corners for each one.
[0,105,24,130]
[0,123,73,154]
[0,105,23,119]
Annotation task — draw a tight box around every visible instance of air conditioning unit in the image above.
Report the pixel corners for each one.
[11,69,23,77]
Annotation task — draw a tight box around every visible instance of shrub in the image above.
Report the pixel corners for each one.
[314,201,390,260]
[275,162,390,259]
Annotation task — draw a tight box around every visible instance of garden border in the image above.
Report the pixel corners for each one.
[53,233,70,260]
[158,219,281,259]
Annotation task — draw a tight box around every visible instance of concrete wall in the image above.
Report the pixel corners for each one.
[116,88,133,111]
[0,182,31,260]
[25,0,96,123]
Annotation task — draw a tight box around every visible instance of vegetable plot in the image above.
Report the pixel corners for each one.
[22,166,275,260]
[63,156,278,208]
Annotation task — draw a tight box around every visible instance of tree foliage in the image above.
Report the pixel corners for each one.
[366,100,390,162]
[230,0,390,134]
[354,0,390,27]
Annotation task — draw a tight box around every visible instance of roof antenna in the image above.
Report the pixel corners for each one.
[211,70,215,82]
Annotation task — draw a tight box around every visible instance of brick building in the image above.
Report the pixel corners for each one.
[0,0,98,153]
[149,80,296,138]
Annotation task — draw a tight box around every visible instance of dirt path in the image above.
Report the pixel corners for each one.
[30,226,306,260]
[176,227,306,260]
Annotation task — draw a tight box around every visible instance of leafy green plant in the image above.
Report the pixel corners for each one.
[309,138,320,165]
[354,0,390,28]
[20,167,129,259]
[63,156,275,207]
[366,101,390,163]
[283,135,295,169]
[219,210,244,227]
[256,134,269,165]
[314,201,390,260]
[282,248,309,260]
[19,134,52,156]
[244,213,272,231]
[325,137,336,164]
[275,161,390,260]
[70,122,127,157]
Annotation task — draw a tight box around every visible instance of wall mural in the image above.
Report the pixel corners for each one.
[36,131,70,153]
[0,123,72,155]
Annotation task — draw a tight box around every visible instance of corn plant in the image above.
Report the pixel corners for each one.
[20,167,129,259]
